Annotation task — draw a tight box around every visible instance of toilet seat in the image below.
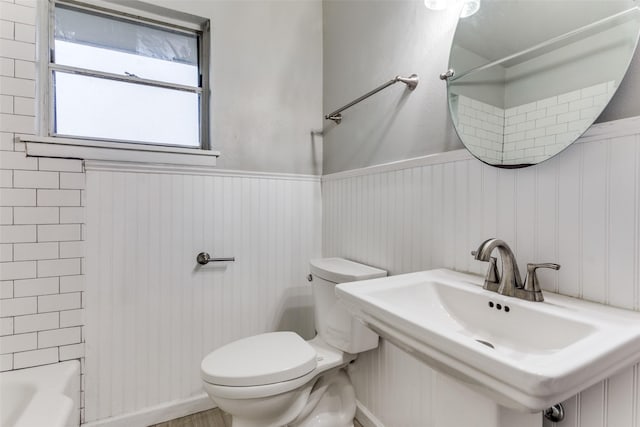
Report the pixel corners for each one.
[202,336,355,400]
[201,332,317,387]
[203,368,319,400]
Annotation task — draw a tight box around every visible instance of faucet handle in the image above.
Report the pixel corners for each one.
[528,263,561,271]
[472,250,500,291]
[486,257,500,283]
[523,263,561,301]
[482,256,501,292]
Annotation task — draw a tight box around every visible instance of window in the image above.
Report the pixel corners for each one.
[49,1,210,149]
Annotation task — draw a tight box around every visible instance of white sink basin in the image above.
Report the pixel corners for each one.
[336,268,640,412]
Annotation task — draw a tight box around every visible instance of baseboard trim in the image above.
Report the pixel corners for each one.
[83,393,215,427]
[355,400,386,427]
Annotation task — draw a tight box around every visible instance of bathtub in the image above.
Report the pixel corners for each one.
[0,360,80,427]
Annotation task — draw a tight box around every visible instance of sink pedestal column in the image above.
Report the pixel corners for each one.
[498,406,541,427]
[434,373,542,427]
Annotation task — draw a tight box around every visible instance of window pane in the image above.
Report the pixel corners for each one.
[55,5,199,86]
[55,40,198,86]
[54,71,200,147]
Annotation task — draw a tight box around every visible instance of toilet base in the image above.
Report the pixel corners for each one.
[290,369,355,427]
[205,381,314,427]
[205,368,356,427]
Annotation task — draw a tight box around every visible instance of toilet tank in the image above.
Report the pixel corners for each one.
[309,258,387,353]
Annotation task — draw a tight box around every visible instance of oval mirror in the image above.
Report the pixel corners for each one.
[445,0,640,168]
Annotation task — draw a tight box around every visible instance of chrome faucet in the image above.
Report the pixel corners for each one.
[472,238,560,302]
[472,238,522,296]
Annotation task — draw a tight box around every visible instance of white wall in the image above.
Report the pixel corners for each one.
[154,0,324,175]
[322,0,640,174]
[84,165,321,424]
[599,46,640,122]
[322,0,463,174]
[322,117,640,427]
[1,0,324,425]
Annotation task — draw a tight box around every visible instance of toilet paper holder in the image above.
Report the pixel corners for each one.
[196,252,235,265]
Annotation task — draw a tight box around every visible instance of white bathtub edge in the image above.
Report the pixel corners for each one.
[0,360,81,427]
[83,393,215,427]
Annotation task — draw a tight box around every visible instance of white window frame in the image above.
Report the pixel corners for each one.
[41,0,212,151]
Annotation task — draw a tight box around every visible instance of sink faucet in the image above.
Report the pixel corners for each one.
[473,238,522,296]
[472,238,560,302]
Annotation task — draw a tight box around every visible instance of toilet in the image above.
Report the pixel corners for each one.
[201,258,387,427]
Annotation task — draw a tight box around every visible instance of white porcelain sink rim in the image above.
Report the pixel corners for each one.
[336,268,640,411]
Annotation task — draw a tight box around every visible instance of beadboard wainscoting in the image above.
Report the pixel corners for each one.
[84,163,322,425]
[323,117,640,427]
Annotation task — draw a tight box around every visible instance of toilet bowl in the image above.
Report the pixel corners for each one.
[201,258,386,427]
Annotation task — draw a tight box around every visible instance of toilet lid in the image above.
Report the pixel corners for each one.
[310,258,387,283]
[201,332,317,387]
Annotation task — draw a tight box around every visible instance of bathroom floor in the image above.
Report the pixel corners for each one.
[149,408,364,427]
[150,409,231,427]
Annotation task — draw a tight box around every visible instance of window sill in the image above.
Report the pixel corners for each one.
[20,136,220,167]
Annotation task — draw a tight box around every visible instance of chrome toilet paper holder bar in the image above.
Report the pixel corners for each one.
[196,252,235,265]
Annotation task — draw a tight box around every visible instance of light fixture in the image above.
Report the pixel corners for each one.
[424,0,448,11]
[460,0,481,18]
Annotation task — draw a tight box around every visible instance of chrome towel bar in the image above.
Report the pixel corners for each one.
[325,74,419,124]
[197,252,235,265]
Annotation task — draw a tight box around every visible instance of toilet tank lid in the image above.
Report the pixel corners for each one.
[201,332,317,387]
[309,258,387,283]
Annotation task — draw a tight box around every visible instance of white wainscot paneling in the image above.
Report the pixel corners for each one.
[323,118,640,427]
[84,167,322,424]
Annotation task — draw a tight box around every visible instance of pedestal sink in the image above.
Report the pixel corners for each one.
[336,269,640,414]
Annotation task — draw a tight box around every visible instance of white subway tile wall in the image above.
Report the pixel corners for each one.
[13,277,58,297]
[14,312,59,334]
[13,346,58,369]
[0,316,13,335]
[0,244,11,261]
[0,2,85,421]
[455,82,616,165]
[12,207,58,224]
[455,95,505,164]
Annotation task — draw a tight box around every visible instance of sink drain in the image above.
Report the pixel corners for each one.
[475,339,495,349]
